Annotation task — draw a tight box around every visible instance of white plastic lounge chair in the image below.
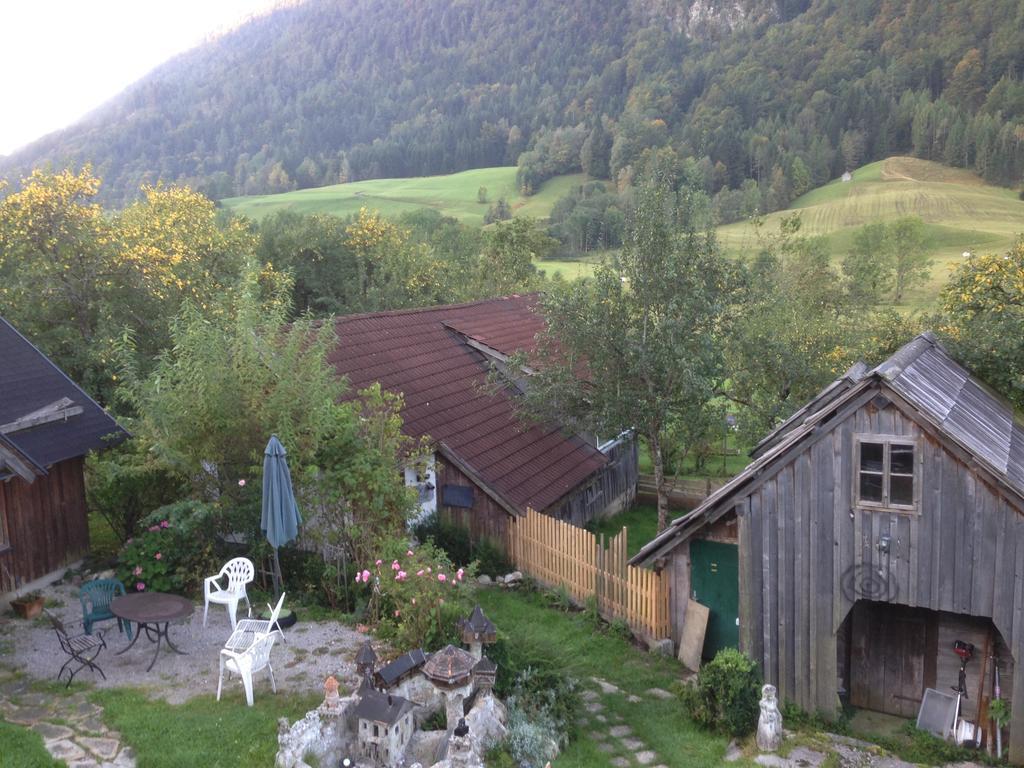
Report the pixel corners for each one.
[216,630,278,706]
[225,592,288,651]
[203,557,254,630]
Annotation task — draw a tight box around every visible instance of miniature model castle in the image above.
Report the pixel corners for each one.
[275,605,505,768]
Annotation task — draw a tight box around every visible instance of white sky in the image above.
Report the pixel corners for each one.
[0,0,278,156]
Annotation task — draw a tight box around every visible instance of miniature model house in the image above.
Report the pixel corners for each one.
[353,690,415,768]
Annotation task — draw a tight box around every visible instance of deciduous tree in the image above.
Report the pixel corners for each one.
[514,184,735,532]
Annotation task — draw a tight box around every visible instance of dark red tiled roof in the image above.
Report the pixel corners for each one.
[328,295,606,513]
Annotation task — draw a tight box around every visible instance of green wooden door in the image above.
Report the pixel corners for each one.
[690,539,740,659]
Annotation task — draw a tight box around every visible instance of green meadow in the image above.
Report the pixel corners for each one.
[221,166,586,227]
[717,156,1024,309]
[223,156,1024,308]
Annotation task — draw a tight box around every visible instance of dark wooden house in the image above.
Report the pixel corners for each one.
[328,295,638,549]
[0,317,127,600]
[633,333,1024,761]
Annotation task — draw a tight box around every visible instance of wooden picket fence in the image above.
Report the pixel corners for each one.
[506,507,671,640]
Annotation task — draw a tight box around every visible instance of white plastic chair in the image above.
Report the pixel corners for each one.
[203,557,254,630]
[217,631,278,706]
[225,592,287,651]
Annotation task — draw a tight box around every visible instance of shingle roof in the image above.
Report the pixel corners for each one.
[375,648,428,688]
[421,644,477,686]
[353,689,415,725]
[0,317,127,478]
[631,332,1024,565]
[328,295,607,514]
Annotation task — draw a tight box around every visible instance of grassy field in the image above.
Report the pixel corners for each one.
[221,166,587,227]
[717,156,1024,309]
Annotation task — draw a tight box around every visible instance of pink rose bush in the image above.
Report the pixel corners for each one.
[354,540,475,650]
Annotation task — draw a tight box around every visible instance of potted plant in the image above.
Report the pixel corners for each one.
[11,590,45,619]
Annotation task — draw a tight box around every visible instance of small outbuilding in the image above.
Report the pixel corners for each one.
[0,317,127,601]
[634,333,1024,761]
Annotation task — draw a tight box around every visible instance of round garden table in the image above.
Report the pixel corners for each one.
[110,592,194,672]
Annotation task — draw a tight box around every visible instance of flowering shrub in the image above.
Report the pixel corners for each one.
[116,501,219,595]
[356,540,475,650]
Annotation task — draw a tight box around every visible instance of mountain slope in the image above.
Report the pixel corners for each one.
[2,0,1023,207]
[717,156,1024,307]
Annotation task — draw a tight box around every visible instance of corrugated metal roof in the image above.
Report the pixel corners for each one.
[0,317,127,475]
[329,295,606,514]
[632,332,1024,565]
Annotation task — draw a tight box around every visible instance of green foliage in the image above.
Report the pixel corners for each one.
[940,240,1024,411]
[483,198,512,224]
[548,181,624,255]
[543,585,575,613]
[85,442,189,545]
[679,648,761,737]
[412,513,512,576]
[725,215,919,442]
[989,697,1011,728]
[498,657,582,767]
[115,501,219,595]
[358,539,476,651]
[117,263,345,504]
[863,721,992,766]
[519,182,735,531]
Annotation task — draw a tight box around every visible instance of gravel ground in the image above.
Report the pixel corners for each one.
[0,583,371,705]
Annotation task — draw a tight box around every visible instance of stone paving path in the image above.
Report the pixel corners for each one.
[0,669,135,768]
[577,676,671,768]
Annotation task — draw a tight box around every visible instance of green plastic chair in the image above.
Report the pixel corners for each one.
[80,578,133,640]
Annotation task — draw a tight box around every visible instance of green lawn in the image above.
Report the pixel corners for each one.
[221,167,589,226]
[0,719,63,767]
[717,156,1024,310]
[476,588,751,767]
[91,689,320,768]
[590,504,661,559]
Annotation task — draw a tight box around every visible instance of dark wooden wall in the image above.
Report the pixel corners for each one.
[714,386,1024,762]
[0,457,90,592]
[437,461,510,549]
[547,436,639,527]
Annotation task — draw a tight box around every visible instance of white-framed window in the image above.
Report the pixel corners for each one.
[854,435,918,512]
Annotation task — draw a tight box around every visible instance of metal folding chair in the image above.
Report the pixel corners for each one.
[45,610,107,687]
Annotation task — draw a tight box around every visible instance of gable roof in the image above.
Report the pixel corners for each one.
[0,317,127,481]
[328,295,607,514]
[631,332,1024,565]
[353,689,415,725]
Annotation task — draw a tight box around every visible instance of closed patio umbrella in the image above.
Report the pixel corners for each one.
[261,435,302,596]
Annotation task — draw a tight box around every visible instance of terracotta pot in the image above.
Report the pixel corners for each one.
[11,596,44,619]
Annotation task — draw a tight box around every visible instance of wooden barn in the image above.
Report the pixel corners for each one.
[328,295,638,548]
[0,317,127,601]
[633,333,1024,761]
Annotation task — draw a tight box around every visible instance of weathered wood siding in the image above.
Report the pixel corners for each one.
[437,461,510,548]
[548,437,639,526]
[728,389,1024,760]
[0,457,89,592]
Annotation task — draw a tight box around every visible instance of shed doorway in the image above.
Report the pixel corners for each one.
[840,601,1014,726]
[689,539,739,659]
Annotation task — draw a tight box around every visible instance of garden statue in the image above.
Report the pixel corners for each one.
[756,684,783,752]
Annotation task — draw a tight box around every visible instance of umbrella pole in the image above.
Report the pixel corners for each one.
[272,547,283,597]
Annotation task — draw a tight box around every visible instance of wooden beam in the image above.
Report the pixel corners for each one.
[0,397,83,435]
[0,441,39,483]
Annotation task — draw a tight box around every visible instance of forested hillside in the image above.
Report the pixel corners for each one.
[3,0,1023,210]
